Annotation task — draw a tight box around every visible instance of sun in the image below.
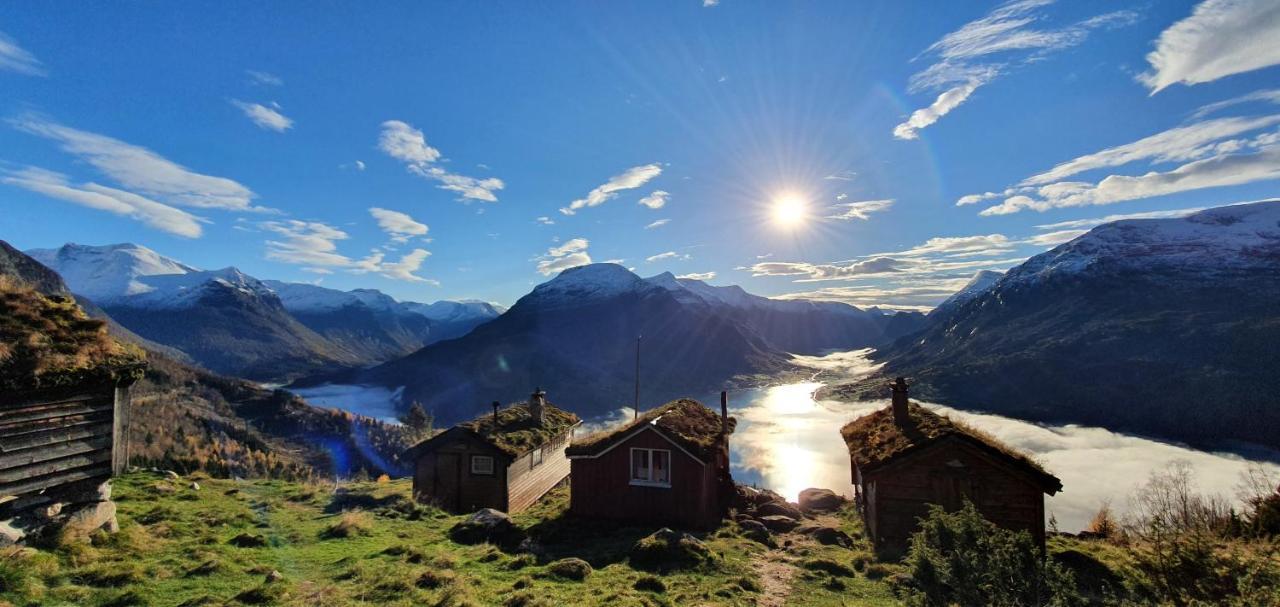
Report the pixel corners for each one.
[771,193,809,228]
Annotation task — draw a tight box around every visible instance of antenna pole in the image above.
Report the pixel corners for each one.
[634,335,641,420]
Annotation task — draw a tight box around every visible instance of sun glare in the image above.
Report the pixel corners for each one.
[771,194,809,228]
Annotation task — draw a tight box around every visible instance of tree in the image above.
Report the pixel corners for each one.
[904,502,1083,607]
[400,401,433,436]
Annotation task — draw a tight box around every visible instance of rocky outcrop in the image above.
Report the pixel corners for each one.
[798,488,847,514]
[0,480,119,547]
[450,508,524,546]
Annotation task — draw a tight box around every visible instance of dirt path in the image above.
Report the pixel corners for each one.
[752,548,797,607]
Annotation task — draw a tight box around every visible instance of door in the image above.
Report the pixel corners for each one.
[435,453,463,512]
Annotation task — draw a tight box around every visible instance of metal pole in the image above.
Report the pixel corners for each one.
[634,335,641,420]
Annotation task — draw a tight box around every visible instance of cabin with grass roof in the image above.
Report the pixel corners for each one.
[841,378,1062,556]
[566,396,736,529]
[406,388,580,514]
[0,279,146,517]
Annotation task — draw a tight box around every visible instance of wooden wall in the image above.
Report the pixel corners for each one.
[0,383,128,507]
[412,429,509,513]
[569,427,722,529]
[862,436,1046,555]
[506,428,573,513]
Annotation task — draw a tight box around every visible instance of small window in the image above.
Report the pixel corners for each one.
[470,455,494,476]
[531,447,544,469]
[629,448,672,487]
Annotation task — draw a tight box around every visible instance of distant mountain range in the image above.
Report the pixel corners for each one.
[335,263,925,425]
[823,200,1280,450]
[26,243,503,380]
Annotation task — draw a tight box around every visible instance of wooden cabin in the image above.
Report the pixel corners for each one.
[565,396,735,529]
[840,378,1062,556]
[406,389,580,514]
[0,283,145,517]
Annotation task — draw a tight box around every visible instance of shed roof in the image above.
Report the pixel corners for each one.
[566,398,734,462]
[0,277,145,393]
[407,401,580,459]
[840,402,1061,494]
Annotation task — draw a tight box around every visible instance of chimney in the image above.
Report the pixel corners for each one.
[491,401,501,431]
[720,391,729,436]
[890,377,910,427]
[529,388,547,427]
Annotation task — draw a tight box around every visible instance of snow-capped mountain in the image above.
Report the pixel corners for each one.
[853,200,1280,450]
[27,242,198,303]
[266,281,403,313]
[929,270,1003,318]
[401,299,506,324]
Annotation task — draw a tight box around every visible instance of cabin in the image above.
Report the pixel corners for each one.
[840,378,1062,556]
[0,283,145,520]
[406,389,580,514]
[565,396,735,529]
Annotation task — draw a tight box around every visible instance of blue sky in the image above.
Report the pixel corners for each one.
[2,1,1278,308]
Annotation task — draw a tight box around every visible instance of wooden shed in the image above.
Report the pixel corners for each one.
[0,283,146,515]
[840,378,1061,556]
[565,396,735,529]
[406,389,580,514]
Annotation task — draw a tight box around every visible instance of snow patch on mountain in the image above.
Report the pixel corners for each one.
[932,270,1003,315]
[26,242,197,302]
[265,281,399,313]
[526,263,653,304]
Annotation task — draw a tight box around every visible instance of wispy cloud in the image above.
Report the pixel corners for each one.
[261,219,436,283]
[0,31,45,76]
[231,100,293,132]
[2,166,203,238]
[535,216,555,226]
[826,199,894,221]
[1140,0,1280,93]
[1190,88,1280,119]
[638,190,669,209]
[645,218,670,230]
[245,70,283,86]
[10,114,265,212]
[745,257,925,281]
[677,272,716,281]
[1033,207,1206,230]
[823,170,857,182]
[646,251,690,263]
[536,238,591,275]
[378,120,504,202]
[369,207,428,243]
[560,164,662,215]
[894,0,1136,139]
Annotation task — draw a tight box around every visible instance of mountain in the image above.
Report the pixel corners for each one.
[346,264,925,425]
[264,281,436,362]
[823,201,1280,450]
[929,270,1002,319]
[400,299,506,342]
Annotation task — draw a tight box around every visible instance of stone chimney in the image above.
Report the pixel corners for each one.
[491,401,501,431]
[890,377,910,427]
[720,391,729,436]
[529,388,547,427]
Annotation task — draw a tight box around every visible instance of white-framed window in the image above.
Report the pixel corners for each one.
[531,447,544,469]
[470,455,495,476]
[630,448,672,487]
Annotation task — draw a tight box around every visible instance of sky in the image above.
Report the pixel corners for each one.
[2,0,1279,309]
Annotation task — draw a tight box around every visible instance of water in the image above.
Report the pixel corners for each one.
[291,383,405,425]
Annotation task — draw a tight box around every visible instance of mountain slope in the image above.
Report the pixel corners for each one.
[929,270,1001,319]
[824,201,1280,449]
[264,281,438,362]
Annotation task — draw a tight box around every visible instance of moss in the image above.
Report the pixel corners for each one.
[544,557,592,581]
[0,277,145,392]
[567,398,734,460]
[452,403,580,456]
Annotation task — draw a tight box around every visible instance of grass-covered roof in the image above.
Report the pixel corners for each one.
[840,402,1060,493]
[0,277,145,392]
[566,398,734,462]
[452,401,580,457]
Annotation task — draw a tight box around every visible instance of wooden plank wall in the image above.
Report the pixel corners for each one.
[0,385,122,502]
[506,428,573,513]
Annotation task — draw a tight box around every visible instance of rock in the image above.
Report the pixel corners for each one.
[153,481,177,494]
[450,508,523,546]
[37,502,65,521]
[630,528,715,571]
[760,515,798,532]
[264,569,284,583]
[546,557,592,580]
[738,519,768,534]
[190,482,201,491]
[798,488,846,513]
[57,501,118,543]
[758,500,803,519]
[735,485,787,508]
[737,519,775,547]
[164,470,180,480]
[0,519,26,546]
[803,526,854,548]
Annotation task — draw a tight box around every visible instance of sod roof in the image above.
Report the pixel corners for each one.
[565,398,734,462]
[0,277,146,393]
[840,402,1061,493]
[408,401,581,458]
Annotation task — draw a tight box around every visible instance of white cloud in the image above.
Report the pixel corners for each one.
[1190,88,1280,119]
[375,248,434,283]
[746,257,923,281]
[645,218,670,230]
[1024,229,1087,246]
[560,164,662,215]
[826,199,895,221]
[11,115,264,212]
[1139,0,1280,93]
[646,251,690,263]
[703,0,719,6]
[894,1,1136,139]
[677,272,716,281]
[378,120,504,202]
[1033,207,1206,230]
[231,100,294,132]
[245,70,283,86]
[535,216,555,225]
[0,31,45,76]
[261,219,435,283]
[369,207,429,243]
[2,166,203,238]
[638,190,669,209]
[880,233,1015,257]
[536,238,592,275]
[824,170,857,182]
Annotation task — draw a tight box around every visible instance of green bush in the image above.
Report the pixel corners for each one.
[904,502,1083,607]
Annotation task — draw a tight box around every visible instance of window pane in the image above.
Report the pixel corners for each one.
[652,450,670,484]
[631,449,649,481]
[471,455,493,475]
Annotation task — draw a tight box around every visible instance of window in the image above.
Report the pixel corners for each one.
[531,447,544,469]
[630,448,671,487]
[470,455,494,476]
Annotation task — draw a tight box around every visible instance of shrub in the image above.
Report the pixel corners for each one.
[416,569,457,589]
[904,502,1083,607]
[544,557,592,581]
[322,511,373,539]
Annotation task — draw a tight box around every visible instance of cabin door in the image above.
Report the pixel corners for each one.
[435,453,463,512]
[929,470,976,511]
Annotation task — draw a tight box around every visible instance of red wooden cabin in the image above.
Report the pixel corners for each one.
[840,378,1062,556]
[565,397,735,529]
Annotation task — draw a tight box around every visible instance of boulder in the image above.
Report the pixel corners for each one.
[736,485,787,508]
[630,528,715,571]
[801,526,854,548]
[450,508,523,546]
[736,520,774,547]
[798,488,846,513]
[757,500,803,519]
[264,569,284,583]
[760,515,798,532]
[546,557,592,581]
[164,470,180,480]
[190,482,201,491]
[0,519,26,547]
[57,501,118,544]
